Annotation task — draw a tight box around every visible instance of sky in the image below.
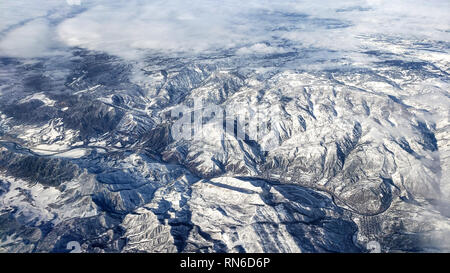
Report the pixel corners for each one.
[0,0,448,59]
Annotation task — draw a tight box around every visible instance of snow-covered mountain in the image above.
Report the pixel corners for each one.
[0,0,449,252]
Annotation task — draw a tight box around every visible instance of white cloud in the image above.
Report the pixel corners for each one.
[236,43,286,55]
[55,0,449,59]
[0,0,62,33]
[0,19,54,58]
[56,0,260,58]
[0,0,448,60]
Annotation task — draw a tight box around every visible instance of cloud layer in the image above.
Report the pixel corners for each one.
[0,0,448,59]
